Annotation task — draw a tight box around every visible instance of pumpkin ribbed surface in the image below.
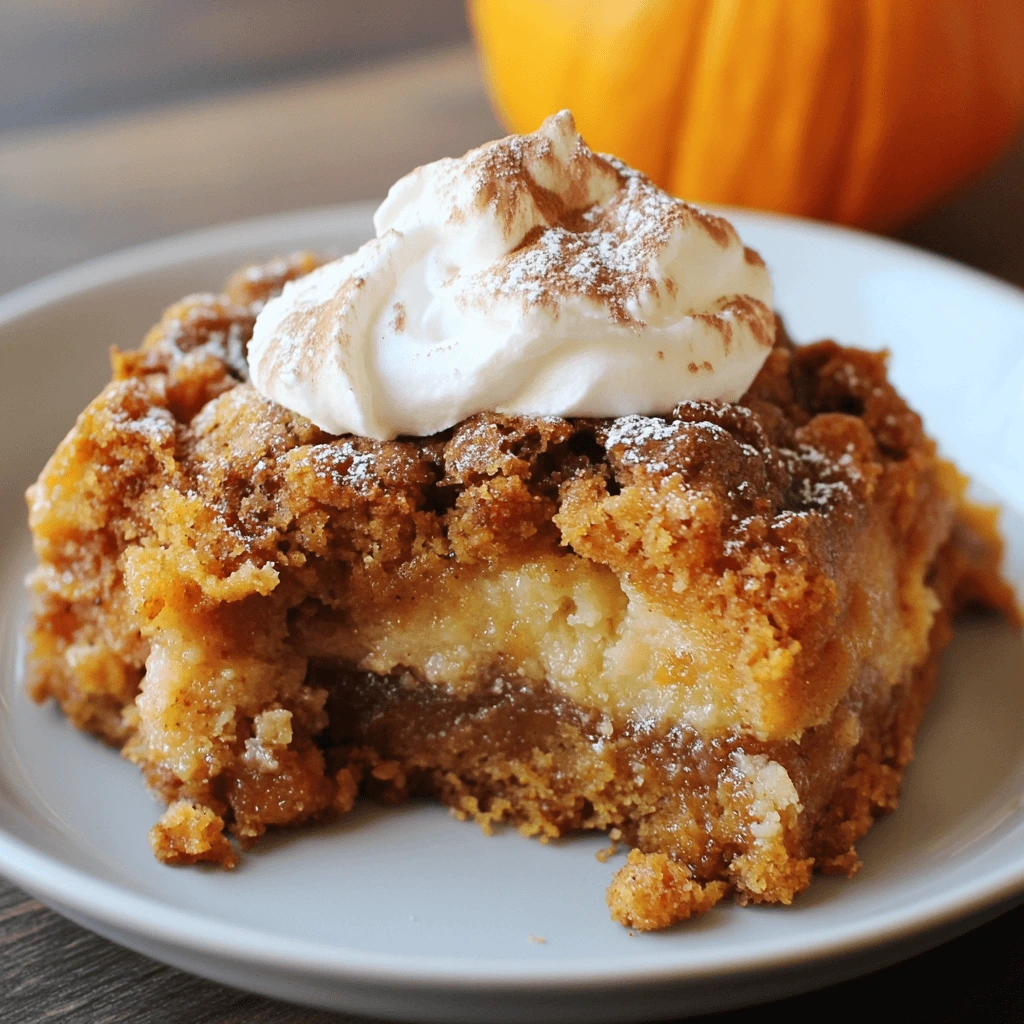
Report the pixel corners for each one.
[470,0,1024,229]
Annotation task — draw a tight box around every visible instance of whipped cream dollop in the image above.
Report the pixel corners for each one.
[249,111,775,440]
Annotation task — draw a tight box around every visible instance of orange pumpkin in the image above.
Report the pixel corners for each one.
[469,0,1024,230]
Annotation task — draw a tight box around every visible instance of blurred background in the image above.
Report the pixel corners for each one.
[0,0,498,289]
[1,1,471,131]
[2,0,1024,296]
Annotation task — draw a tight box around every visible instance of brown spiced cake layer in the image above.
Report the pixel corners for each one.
[25,254,1016,929]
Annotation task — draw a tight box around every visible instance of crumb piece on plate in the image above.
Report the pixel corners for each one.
[149,799,238,869]
[607,850,728,930]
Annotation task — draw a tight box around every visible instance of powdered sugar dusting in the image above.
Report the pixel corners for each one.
[306,442,380,494]
[162,298,252,381]
[605,414,684,449]
[471,163,734,327]
[604,412,732,469]
[108,404,176,445]
[780,442,862,510]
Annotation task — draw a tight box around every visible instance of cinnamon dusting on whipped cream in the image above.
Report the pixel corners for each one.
[248,111,775,440]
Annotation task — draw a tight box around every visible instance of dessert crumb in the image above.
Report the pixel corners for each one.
[607,850,727,930]
[596,827,625,862]
[528,934,546,945]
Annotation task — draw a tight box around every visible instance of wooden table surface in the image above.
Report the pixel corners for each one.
[1,43,1022,1024]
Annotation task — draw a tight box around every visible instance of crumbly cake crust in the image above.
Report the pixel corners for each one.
[25,253,1016,929]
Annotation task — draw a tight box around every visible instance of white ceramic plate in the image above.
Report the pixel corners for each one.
[0,204,1022,1023]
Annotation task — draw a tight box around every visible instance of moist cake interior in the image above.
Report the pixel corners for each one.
[25,254,1018,929]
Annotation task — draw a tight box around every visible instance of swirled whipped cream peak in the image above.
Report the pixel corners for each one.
[249,110,775,440]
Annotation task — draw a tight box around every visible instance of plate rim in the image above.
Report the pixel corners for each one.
[5,200,1024,331]
[2,201,1023,991]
